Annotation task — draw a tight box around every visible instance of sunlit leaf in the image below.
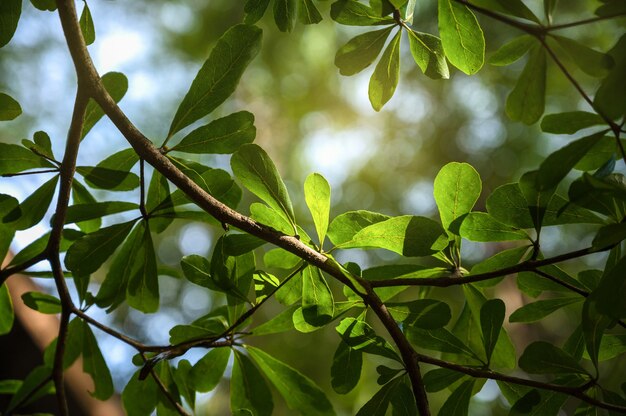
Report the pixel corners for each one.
[190,348,230,392]
[336,317,399,360]
[489,35,534,66]
[81,321,114,400]
[369,28,401,111]
[335,26,393,76]
[506,45,546,124]
[434,162,481,233]
[330,0,395,26]
[455,212,528,242]
[231,350,274,416]
[328,210,389,247]
[79,1,95,45]
[301,266,334,326]
[438,0,485,75]
[21,292,61,314]
[407,30,449,79]
[304,173,331,245]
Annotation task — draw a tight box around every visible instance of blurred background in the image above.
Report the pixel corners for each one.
[0,0,624,414]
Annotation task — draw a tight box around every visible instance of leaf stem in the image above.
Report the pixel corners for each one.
[1,168,60,177]
[546,12,626,31]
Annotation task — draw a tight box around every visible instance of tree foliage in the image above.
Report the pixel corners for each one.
[0,0,625,415]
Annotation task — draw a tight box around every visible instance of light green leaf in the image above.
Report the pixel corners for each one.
[335,26,393,76]
[126,223,159,313]
[437,380,474,416]
[304,173,331,245]
[79,1,95,45]
[330,0,396,26]
[328,210,389,247]
[12,175,58,230]
[82,72,128,139]
[252,303,299,336]
[519,341,590,376]
[273,0,297,32]
[0,0,21,48]
[190,348,230,392]
[509,297,583,323]
[263,248,300,269]
[489,35,534,66]
[232,144,296,226]
[247,346,336,416]
[506,45,546,125]
[456,212,528,242]
[369,28,401,111]
[583,334,626,362]
[434,162,481,232]
[301,266,334,326]
[231,351,274,416]
[540,111,605,134]
[480,299,505,363]
[0,284,14,335]
[63,201,138,225]
[346,215,448,256]
[331,342,362,394]
[0,143,55,175]
[298,0,323,25]
[386,299,451,329]
[554,35,613,78]
[0,92,22,120]
[21,292,61,314]
[81,321,114,400]
[170,111,256,154]
[168,24,262,137]
[407,30,449,79]
[438,0,485,75]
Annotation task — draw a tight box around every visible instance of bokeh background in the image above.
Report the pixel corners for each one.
[0,1,624,414]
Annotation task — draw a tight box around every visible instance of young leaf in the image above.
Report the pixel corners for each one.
[231,351,274,416]
[126,223,160,313]
[386,299,451,329]
[489,35,534,66]
[168,24,262,137]
[540,111,605,134]
[0,0,21,48]
[81,321,114,400]
[437,380,475,416]
[327,210,390,247]
[519,341,590,376]
[335,26,393,76]
[122,370,158,416]
[438,0,485,75]
[231,144,296,226]
[247,346,336,416]
[170,111,256,154]
[345,215,448,256]
[480,299,505,363]
[82,72,128,139]
[301,266,334,326]
[330,0,396,26]
[21,292,62,314]
[434,162,482,232]
[506,45,546,125]
[79,1,95,45]
[0,92,22,120]
[0,143,54,175]
[456,212,528,242]
[331,341,362,394]
[298,0,323,25]
[509,297,582,323]
[407,30,449,79]
[190,348,230,392]
[274,0,297,32]
[554,35,613,78]
[0,284,14,335]
[369,28,401,111]
[304,173,331,245]
[12,175,58,230]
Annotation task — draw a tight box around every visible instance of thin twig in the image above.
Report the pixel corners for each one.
[1,168,60,177]
[0,251,49,286]
[546,12,626,31]
[147,364,191,416]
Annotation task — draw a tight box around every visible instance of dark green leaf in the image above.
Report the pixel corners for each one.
[0,92,22,120]
[407,327,478,358]
[64,201,138,225]
[407,30,449,79]
[0,143,54,175]
[489,35,535,66]
[336,317,399,360]
[70,180,100,233]
[328,210,389,247]
[77,166,140,191]
[592,222,626,250]
[6,366,53,413]
[305,173,331,245]
[170,111,256,154]
[386,299,451,328]
[389,377,417,416]
[480,299,505,363]
[335,26,393,76]
[437,380,475,416]
[554,35,613,78]
[509,297,582,323]
[301,266,334,326]
[355,377,400,416]
[81,321,114,400]
[97,147,139,171]
[434,162,482,232]
[592,255,626,320]
[471,0,539,23]
[0,379,21,394]
[455,212,528,242]
[126,223,159,313]
[376,365,403,385]
[247,346,336,416]
[43,318,82,370]
[79,1,95,45]
[21,292,61,314]
[274,0,297,32]
[0,284,13,335]
[223,233,266,256]
[330,0,395,26]
[0,194,18,263]
[423,368,465,392]
[519,341,590,376]
[122,370,158,416]
[509,388,568,415]
[298,0,323,25]
[369,28,401,111]
[65,220,136,276]
[82,72,128,139]
[30,0,56,11]
[190,348,230,392]
[331,341,362,394]
[244,0,270,24]
[0,0,21,48]
[12,175,58,230]
[594,36,626,119]
[541,111,605,134]
[470,245,530,276]
[168,24,262,137]
[438,0,485,74]
[506,45,546,124]
[168,318,226,344]
[231,351,274,416]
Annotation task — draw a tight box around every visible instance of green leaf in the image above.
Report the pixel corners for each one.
[252,303,299,336]
[82,72,128,139]
[43,318,83,370]
[519,341,590,376]
[509,297,583,323]
[423,368,465,392]
[247,346,336,416]
[455,212,528,242]
[583,334,626,362]
[0,380,21,395]
[65,220,136,276]
[12,175,58,230]
[506,45,546,124]
[480,299,505,363]
[336,317,400,360]
[470,245,530,276]
[386,299,451,329]
[355,377,400,416]
[21,292,62,314]
[76,165,139,191]
[301,266,334,326]
[0,284,14,335]
[438,0,485,75]
[223,233,266,256]
[126,223,159,313]
[406,327,478,358]
[64,201,138,225]
[190,348,230,392]
[6,366,53,413]
[592,222,626,249]
[232,144,296,226]
[0,92,22,120]
[537,131,606,191]
[79,1,95,45]
[471,0,540,23]
[369,28,401,111]
[273,0,297,32]
[335,26,393,76]
[540,111,605,134]
[244,0,270,24]
[407,30,449,79]
[554,35,613,78]
[0,143,54,175]
[489,35,534,66]
[0,0,21,48]
[298,0,323,25]
[231,351,274,416]
[331,341,362,394]
[304,173,331,245]
[170,111,256,154]
[0,194,18,265]
[168,24,262,137]
[437,380,474,416]
[30,0,56,11]
[81,321,114,400]
[592,255,626,320]
[330,0,395,26]
[594,35,626,119]
[390,377,417,416]
[328,210,389,247]
[376,365,403,385]
[434,162,482,233]
[345,215,448,256]
[122,370,158,416]
[263,247,300,269]
[169,318,226,344]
